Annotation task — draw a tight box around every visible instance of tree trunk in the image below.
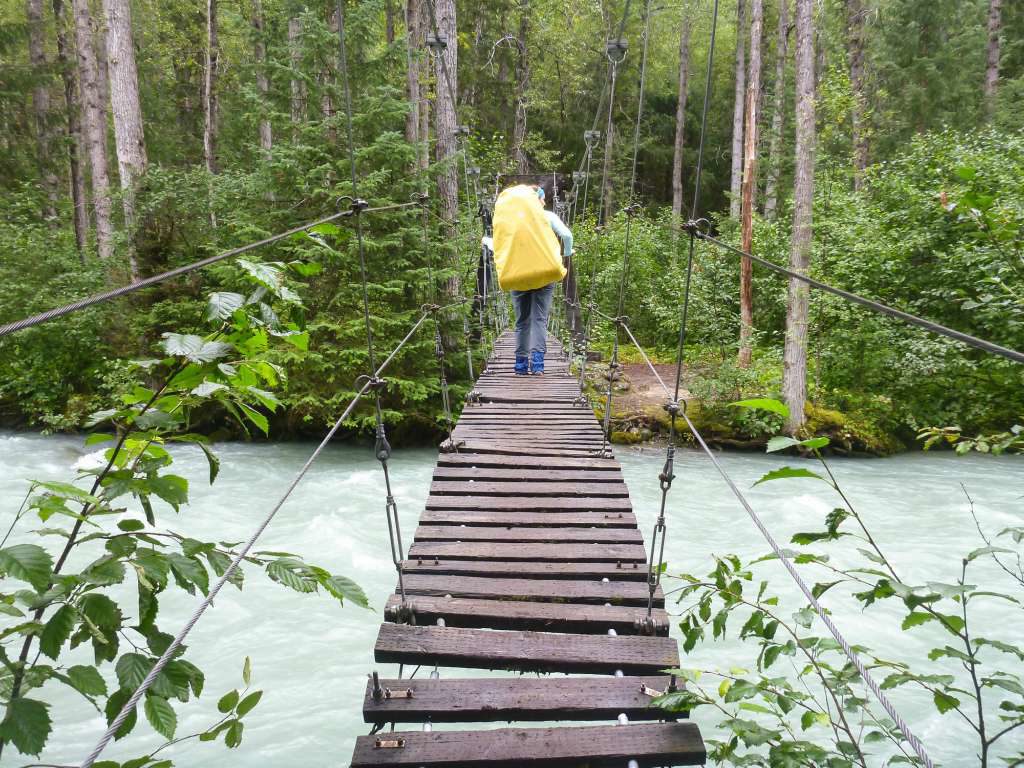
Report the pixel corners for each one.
[845,0,868,190]
[671,11,692,221]
[27,0,60,221]
[72,0,113,259]
[782,0,816,435]
[512,0,529,174]
[404,0,420,164]
[203,0,218,175]
[385,0,396,44]
[53,0,89,256]
[729,0,746,219]
[289,16,305,125]
[252,0,272,153]
[984,0,1002,118]
[763,0,789,220]
[322,6,338,144]
[433,0,459,297]
[103,0,146,279]
[738,0,763,368]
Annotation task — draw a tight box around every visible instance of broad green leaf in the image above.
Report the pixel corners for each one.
[236,401,269,435]
[236,690,262,717]
[207,292,245,321]
[161,333,233,363]
[0,544,54,592]
[933,690,961,714]
[191,381,228,398]
[104,688,137,740]
[39,604,77,659]
[66,665,108,697]
[901,612,935,631]
[116,653,153,691]
[167,553,209,595]
[266,558,317,593]
[31,480,100,504]
[730,398,789,418]
[218,689,239,713]
[965,545,1014,562]
[0,697,51,756]
[753,467,826,487]
[148,474,189,511]
[144,694,177,740]
[323,574,370,608]
[225,719,244,748]
[117,518,145,532]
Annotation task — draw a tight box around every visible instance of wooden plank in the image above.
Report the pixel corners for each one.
[400,573,662,606]
[429,481,628,497]
[362,675,680,723]
[402,559,649,580]
[373,624,681,674]
[407,541,647,562]
[425,495,631,512]
[431,467,623,483]
[437,453,618,470]
[351,723,704,767]
[389,594,669,634]
[413,526,643,545]
[451,443,606,458]
[420,510,636,527]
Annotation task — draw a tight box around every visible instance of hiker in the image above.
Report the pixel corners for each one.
[490,181,573,375]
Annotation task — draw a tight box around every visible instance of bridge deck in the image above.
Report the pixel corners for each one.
[350,331,705,767]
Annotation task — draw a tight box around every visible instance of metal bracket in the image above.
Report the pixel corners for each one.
[350,198,369,213]
[374,737,406,749]
[640,683,665,698]
[439,439,465,453]
[584,129,601,147]
[425,32,447,53]
[384,687,415,700]
[606,38,628,62]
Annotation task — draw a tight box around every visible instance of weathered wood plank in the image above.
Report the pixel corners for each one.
[450,443,607,458]
[373,624,680,674]
[399,573,662,605]
[388,594,668,634]
[429,481,628,497]
[420,510,636,527]
[401,559,649,580]
[413,525,643,545]
[425,495,631,512]
[361,675,680,723]
[407,541,647,562]
[437,453,618,470]
[431,466,623,483]
[351,723,704,767]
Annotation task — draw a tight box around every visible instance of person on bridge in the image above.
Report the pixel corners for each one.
[491,181,573,375]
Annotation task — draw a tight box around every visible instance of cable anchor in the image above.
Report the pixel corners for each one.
[350,198,369,214]
[605,38,628,63]
[425,32,447,54]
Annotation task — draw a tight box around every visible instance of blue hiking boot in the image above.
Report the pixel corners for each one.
[514,356,529,375]
[530,351,545,375]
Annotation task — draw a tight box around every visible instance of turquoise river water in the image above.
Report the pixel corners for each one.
[0,431,1021,766]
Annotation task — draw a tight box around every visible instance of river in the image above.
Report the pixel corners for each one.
[1,431,1021,766]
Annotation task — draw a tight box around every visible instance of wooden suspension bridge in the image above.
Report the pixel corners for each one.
[349,331,706,767]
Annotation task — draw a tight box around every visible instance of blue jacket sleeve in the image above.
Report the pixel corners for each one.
[545,211,574,257]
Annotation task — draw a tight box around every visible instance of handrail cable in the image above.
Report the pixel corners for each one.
[0,202,419,339]
[80,307,437,768]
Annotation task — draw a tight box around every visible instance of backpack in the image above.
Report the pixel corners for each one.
[492,185,567,291]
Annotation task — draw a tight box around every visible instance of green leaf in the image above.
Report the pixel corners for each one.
[0,697,51,756]
[322,574,370,608]
[161,333,233,363]
[0,544,54,592]
[148,475,189,512]
[236,401,269,435]
[218,689,239,713]
[266,559,316,593]
[753,467,827,487]
[207,292,245,321]
[66,665,108,697]
[39,604,77,659]
[933,690,961,714]
[104,688,137,740]
[766,436,830,453]
[32,480,101,504]
[144,695,177,740]
[236,690,263,717]
[116,653,153,691]
[242,656,252,686]
[901,612,935,631]
[225,719,244,748]
[167,553,209,595]
[730,398,789,418]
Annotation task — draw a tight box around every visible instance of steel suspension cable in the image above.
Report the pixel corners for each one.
[80,309,434,768]
[0,203,418,339]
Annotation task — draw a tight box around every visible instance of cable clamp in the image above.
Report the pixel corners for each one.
[384,687,414,700]
[624,203,642,217]
[439,438,465,454]
[350,198,369,214]
[682,217,711,236]
[425,32,447,53]
[374,737,406,749]
[413,191,430,205]
[605,38,628,63]
[455,125,471,137]
[465,389,481,404]
[663,400,684,416]
[421,302,441,314]
[584,129,601,146]
[633,616,663,636]
[466,165,481,178]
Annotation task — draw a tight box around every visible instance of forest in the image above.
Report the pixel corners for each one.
[0,0,1021,452]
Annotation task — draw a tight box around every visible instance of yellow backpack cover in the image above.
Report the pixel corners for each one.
[492,185,567,291]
